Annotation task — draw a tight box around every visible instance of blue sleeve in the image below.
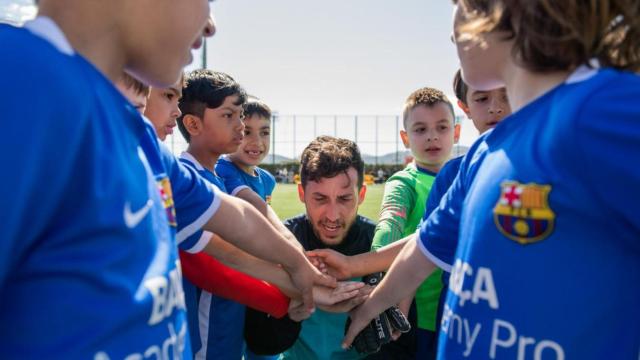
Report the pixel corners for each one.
[417,138,488,271]
[424,157,463,221]
[0,33,92,288]
[160,145,222,252]
[261,168,276,197]
[215,159,248,196]
[573,72,640,248]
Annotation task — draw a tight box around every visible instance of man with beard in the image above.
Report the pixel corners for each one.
[277,136,415,360]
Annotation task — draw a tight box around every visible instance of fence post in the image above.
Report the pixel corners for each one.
[271,114,276,165]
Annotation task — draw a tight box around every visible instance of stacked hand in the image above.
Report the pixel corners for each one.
[343,273,411,354]
[288,281,371,321]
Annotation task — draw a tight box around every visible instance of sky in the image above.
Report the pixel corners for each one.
[2,0,481,158]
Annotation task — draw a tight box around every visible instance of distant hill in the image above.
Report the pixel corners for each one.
[266,145,470,165]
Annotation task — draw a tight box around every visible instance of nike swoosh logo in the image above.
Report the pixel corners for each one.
[123,199,154,229]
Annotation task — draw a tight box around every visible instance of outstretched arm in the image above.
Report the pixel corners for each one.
[179,249,290,318]
[307,235,411,280]
[203,191,335,311]
[342,238,436,349]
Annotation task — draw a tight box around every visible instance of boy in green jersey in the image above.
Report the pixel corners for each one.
[371,87,455,359]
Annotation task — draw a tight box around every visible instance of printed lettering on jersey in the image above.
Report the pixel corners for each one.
[158,177,177,227]
[493,181,555,244]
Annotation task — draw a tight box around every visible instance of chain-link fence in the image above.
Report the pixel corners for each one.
[165,114,467,165]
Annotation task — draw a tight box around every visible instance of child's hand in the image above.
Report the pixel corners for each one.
[313,281,365,306]
[283,251,337,312]
[288,297,313,322]
[306,249,352,280]
[319,285,373,313]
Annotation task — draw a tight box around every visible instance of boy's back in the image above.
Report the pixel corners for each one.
[0,20,218,358]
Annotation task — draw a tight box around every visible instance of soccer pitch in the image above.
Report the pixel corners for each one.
[270,184,384,222]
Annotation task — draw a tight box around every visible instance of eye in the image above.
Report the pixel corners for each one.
[438,125,450,131]
[474,96,488,103]
[244,129,251,136]
[414,127,426,134]
[165,93,174,101]
[261,130,270,137]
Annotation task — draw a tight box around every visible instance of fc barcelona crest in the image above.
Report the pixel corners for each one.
[158,177,177,227]
[493,181,555,244]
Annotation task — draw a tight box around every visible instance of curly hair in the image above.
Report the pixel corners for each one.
[299,136,364,189]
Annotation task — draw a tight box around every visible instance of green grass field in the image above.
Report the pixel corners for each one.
[270,183,384,221]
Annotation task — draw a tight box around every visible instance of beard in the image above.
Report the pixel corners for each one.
[308,215,356,247]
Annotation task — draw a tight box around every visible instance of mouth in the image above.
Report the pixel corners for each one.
[486,121,499,127]
[320,221,343,235]
[192,37,203,50]
[165,124,175,135]
[245,150,263,157]
[425,146,441,154]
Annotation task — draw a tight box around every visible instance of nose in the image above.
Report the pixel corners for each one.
[325,204,339,222]
[427,129,439,142]
[489,97,504,114]
[203,12,216,38]
[172,105,182,120]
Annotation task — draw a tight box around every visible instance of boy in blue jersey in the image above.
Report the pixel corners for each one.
[0,1,332,358]
[423,70,511,336]
[215,97,280,360]
[176,70,335,359]
[344,1,640,359]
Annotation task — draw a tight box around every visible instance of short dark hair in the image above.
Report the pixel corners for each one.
[177,69,247,142]
[121,72,150,97]
[244,97,272,119]
[402,87,455,128]
[300,136,364,190]
[453,69,469,104]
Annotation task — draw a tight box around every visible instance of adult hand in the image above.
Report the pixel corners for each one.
[319,285,373,313]
[306,248,352,280]
[283,254,337,312]
[314,281,364,306]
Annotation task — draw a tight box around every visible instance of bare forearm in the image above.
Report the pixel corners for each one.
[364,238,435,315]
[350,235,412,277]
[203,192,304,270]
[203,234,299,297]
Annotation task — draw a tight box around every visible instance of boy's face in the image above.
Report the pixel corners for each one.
[460,87,511,134]
[400,103,455,172]
[230,115,271,169]
[145,85,182,141]
[123,0,215,87]
[195,95,245,155]
[298,167,366,247]
[453,5,512,91]
[115,81,148,114]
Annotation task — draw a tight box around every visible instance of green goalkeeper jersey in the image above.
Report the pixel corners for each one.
[371,162,443,331]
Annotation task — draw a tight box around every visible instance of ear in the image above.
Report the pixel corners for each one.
[357,184,367,205]
[297,183,305,203]
[457,100,471,116]
[183,114,202,136]
[399,130,410,149]
[454,123,461,144]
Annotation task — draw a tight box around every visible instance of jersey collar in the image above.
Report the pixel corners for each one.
[23,16,74,56]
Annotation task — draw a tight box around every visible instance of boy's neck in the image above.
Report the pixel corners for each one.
[228,154,257,176]
[39,3,125,83]
[502,61,572,113]
[187,145,220,173]
[414,160,440,174]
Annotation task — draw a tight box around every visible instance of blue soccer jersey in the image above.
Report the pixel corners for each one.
[0,18,221,358]
[418,65,640,359]
[179,152,246,360]
[215,156,276,201]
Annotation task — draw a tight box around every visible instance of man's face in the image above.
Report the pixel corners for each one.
[145,85,182,141]
[298,167,366,246]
